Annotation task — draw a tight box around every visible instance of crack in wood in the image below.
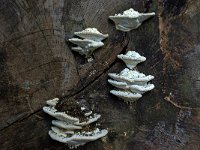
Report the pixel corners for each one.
[0,33,129,132]
[0,108,41,132]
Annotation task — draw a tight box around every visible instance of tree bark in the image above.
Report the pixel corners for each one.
[0,0,200,149]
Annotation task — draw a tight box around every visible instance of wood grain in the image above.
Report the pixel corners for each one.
[0,0,200,149]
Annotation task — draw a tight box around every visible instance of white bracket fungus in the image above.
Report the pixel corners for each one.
[74,28,108,41]
[108,68,154,85]
[129,84,155,94]
[108,79,129,90]
[43,106,80,124]
[69,38,104,56]
[108,80,154,94]
[109,8,155,32]
[46,98,59,107]
[52,120,82,130]
[84,111,93,117]
[117,51,146,69]
[110,90,142,102]
[69,28,108,58]
[43,98,108,148]
[49,128,108,149]
[74,113,101,126]
[108,50,155,102]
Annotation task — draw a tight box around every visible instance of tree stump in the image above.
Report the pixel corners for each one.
[0,0,200,149]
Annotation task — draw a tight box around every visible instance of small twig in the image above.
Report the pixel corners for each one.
[164,94,200,110]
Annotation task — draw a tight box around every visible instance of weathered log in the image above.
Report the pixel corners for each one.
[0,0,200,149]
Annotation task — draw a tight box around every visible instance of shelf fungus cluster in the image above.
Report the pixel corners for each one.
[108,51,155,102]
[69,28,108,58]
[109,8,155,32]
[43,98,108,149]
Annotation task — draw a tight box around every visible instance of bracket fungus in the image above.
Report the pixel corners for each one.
[69,28,108,58]
[108,79,154,95]
[108,51,155,102]
[43,106,80,123]
[43,98,108,148]
[129,84,155,94]
[110,90,142,102]
[108,79,129,90]
[74,28,109,41]
[51,120,82,130]
[49,127,108,149]
[69,38,104,57]
[117,51,146,69]
[109,8,155,32]
[108,68,154,85]
[46,98,59,107]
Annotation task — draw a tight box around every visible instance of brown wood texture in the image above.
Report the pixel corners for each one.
[0,0,200,149]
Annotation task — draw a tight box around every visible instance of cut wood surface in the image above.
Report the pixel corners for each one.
[0,0,200,149]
